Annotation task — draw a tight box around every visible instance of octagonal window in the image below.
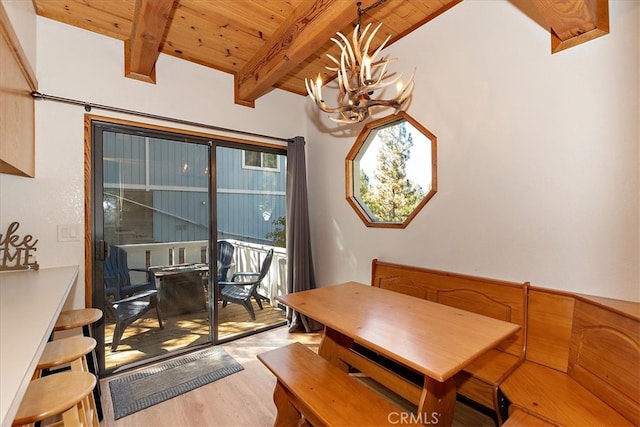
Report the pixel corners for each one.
[346,112,437,228]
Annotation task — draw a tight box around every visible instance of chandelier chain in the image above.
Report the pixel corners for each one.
[305,0,414,123]
[357,0,388,35]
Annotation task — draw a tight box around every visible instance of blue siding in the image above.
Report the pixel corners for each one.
[149,137,209,189]
[103,132,146,185]
[216,146,286,192]
[216,146,285,244]
[153,190,209,241]
[217,192,285,243]
[102,133,285,245]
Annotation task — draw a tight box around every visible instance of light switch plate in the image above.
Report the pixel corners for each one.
[57,224,80,242]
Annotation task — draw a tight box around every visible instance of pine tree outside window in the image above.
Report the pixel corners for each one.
[346,112,437,228]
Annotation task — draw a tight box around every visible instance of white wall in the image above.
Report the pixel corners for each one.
[0,17,306,308]
[307,0,640,301]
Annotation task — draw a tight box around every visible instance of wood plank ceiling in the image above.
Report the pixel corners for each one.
[32,0,609,108]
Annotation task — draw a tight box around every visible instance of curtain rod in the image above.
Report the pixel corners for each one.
[31,91,291,143]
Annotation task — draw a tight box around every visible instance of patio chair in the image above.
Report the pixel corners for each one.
[105,289,163,351]
[219,249,274,320]
[217,240,235,282]
[104,245,156,301]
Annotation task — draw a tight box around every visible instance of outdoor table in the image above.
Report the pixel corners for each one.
[151,263,208,316]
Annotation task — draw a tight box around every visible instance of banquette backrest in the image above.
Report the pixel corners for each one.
[526,287,640,424]
[371,259,528,357]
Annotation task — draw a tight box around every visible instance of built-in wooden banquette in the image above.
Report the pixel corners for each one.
[370,259,640,426]
[500,288,640,426]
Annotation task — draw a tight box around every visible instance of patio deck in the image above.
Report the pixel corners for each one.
[104,299,286,370]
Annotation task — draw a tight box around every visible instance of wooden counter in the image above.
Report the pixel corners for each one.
[0,265,78,427]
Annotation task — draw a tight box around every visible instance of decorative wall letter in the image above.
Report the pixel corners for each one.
[0,221,39,271]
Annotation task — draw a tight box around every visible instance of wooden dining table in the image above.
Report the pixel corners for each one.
[277,282,521,426]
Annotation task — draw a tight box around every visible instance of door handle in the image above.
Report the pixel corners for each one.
[96,240,109,261]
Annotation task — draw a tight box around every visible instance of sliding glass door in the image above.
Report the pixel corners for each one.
[93,122,212,374]
[215,145,287,341]
[91,121,288,375]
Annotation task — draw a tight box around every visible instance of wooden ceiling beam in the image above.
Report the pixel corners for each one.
[234,0,379,107]
[532,0,609,53]
[125,0,176,83]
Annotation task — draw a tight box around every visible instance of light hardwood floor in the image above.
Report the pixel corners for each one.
[99,326,497,426]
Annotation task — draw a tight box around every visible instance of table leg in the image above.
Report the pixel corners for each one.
[418,377,456,426]
[318,327,353,372]
[273,381,302,427]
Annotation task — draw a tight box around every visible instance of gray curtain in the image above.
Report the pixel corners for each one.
[286,136,323,332]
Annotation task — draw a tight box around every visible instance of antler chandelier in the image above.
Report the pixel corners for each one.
[305,1,415,124]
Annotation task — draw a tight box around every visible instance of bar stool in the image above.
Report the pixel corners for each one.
[35,335,96,378]
[53,308,103,421]
[33,336,99,427]
[54,308,103,335]
[12,371,96,427]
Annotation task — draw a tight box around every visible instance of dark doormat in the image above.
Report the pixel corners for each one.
[109,347,243,419]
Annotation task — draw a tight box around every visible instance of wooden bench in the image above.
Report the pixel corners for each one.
[502,407,558,427]
[371,259,527,419]
[258,342,419,426]
[499,287,640,426]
